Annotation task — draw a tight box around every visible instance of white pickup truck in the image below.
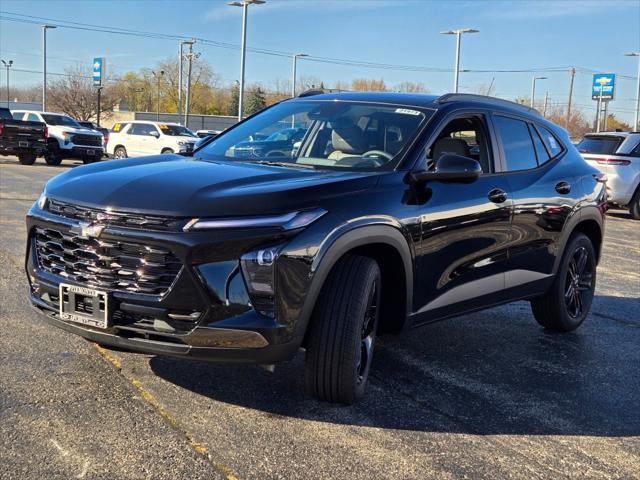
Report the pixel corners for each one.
[107,121,198,158]
[12,110,104,165]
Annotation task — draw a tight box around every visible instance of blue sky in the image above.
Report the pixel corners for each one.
[0,0,639,122]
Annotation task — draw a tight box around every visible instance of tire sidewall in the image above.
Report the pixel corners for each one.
[114,147,127,159]
[555,234,596,330]
[18,153,37,165]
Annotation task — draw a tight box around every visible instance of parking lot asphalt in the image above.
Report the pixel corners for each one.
[1,156,639,479]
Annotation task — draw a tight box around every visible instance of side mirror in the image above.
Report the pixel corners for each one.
[150,131,160,138]
[409,154,481,184]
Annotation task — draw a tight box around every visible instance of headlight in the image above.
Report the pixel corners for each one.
[240,244,284,317]
[37,193,48,210]
[183,208,327,232]
[178,141,186,146]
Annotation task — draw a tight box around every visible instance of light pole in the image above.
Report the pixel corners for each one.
[625,52,640,131]
[291,53,308,97]
[42,25,57,111]
[440,28,479,93]
[1,60,13,107]
[178,39,195,123]
[530,76,547,108]
[228,0,265,121]
[152,70,165,121]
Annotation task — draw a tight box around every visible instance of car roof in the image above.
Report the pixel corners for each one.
[584,131,638,138]
[131,120,181,126]
[290,91,542,118]
[13,110,71,116]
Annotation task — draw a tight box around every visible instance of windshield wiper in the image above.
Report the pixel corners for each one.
[249,160,316,170]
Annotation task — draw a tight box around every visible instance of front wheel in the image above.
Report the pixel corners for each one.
[161,148,174,154]
[113,146,128,159]
[530,233,596,332]
[18,152,37,165]
[44,142,63,166]
[304,254,381,404]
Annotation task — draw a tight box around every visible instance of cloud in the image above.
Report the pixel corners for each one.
[204,0,417,22]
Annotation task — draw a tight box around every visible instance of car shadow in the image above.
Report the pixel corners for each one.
[150,295,640,436]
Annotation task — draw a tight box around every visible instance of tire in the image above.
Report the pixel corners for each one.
[18,152,37,165]
[304,254,381,404]
[530,233,596,332]
[44,143,63,166]
[161,148,174,154]
[113,146,128,159]
[82,156,96,164]
[629,188,640,220]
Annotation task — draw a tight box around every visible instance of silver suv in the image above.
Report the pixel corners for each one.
[577,132,640,219]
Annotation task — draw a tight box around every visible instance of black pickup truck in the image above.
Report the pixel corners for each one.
[0,107,48,165]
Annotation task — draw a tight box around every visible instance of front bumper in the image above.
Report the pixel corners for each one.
[26,206,303,363]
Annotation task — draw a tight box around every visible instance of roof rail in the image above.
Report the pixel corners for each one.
[436,93,541,116]
[297,88,347,98]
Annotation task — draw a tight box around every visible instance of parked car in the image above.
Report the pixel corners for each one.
[576,131,640,219]
[26,92,606,404]
[107,121,198,158]
[0,107,47,165]
[77,121,110,150]
[12,110,103,165]
[195,129,222,139]
[232,127,306,158]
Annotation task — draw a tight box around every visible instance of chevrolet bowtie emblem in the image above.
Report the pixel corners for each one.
[73,222,105,239]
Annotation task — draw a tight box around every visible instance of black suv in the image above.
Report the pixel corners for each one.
[26,92,606,404]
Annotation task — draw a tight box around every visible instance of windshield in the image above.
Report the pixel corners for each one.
[42,114,81,127]
[160,124,196,137]
[195,100,432,170]
[577,136,623,155]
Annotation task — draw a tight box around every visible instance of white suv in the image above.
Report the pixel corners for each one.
[577,132,640,219]
[107,121,197,158]
[12,111,104,165]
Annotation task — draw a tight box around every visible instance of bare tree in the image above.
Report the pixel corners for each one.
[394,81,429,93]
[48,64,118,121]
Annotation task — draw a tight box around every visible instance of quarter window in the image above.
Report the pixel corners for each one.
[538,126,563,157]
[530,125,550,164]
[27,113,40,122]
[493,115,538,171]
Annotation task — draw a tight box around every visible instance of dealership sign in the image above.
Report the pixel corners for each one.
[92,57,105,86]
[592,73,615,101]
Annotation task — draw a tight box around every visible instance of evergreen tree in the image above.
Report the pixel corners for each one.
[228,81,240,117]
[245,86,267,116]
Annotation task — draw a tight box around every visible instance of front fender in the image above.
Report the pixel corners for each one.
[278,220,414,346]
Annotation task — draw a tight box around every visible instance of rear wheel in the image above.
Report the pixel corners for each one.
[530,233,596,332]
[161,148,174,154]
[44,143,63,166]
[82,156,96,164]
[629,188,640,220]
[18,152,37,165]
[304,254,381,404]
[113,146,128,159]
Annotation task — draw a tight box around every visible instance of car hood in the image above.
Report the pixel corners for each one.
[44,155,380,217]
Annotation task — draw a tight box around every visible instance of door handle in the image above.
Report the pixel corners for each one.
[555,181,571,194]
[488,188,508,203]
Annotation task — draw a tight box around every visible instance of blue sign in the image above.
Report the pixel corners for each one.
[592,73,615,101]
[92,57,105,86]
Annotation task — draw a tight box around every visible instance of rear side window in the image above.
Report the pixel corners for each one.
[576,136,622,155]
[27,113,40,122]
[493,115,538,171]
[530,126,550,164]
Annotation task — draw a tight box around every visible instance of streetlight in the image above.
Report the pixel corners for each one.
[531,76,547,108]
[152,70,165,121]
[625,52,640,131]
[291,53,308,97]
[1,60,13,107]
[440,28,479,93]
[178,39,195,123]
[228,0,265,121]
[42,25,57,111]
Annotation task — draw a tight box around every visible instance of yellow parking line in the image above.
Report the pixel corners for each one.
[93,344,240,480]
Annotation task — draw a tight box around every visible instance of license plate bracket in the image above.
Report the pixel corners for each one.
[86,149,96,156]
[19,141,29,147]
[59,283,109,329]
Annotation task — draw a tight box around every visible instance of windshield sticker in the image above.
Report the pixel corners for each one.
[395,108,421,116]
[547,135,558,149]
[159,124,168,130]
[113,123,121,132]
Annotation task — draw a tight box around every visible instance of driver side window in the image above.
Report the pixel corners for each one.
[425,115,492,174]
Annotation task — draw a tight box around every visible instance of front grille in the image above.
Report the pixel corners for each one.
[48,199,180,231]
[72,134,102,147]
[35,226,182,295]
